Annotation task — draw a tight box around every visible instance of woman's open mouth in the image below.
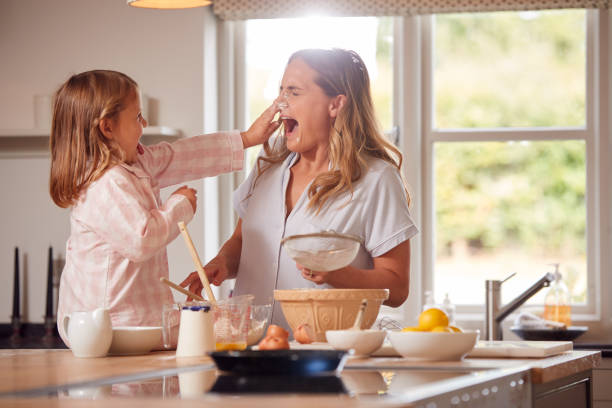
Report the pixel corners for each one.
[282,116,299,138]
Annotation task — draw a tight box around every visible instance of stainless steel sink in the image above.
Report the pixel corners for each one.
[573,343,612,358]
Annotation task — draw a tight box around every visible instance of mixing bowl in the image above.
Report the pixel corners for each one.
[274,288,389,342]
[109,326,162,355]
[281,231,361,271]
[326,329,387,356]
[247,304,273,346]
[387,330,479,361]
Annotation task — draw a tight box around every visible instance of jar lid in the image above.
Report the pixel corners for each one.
[183,305,211,312]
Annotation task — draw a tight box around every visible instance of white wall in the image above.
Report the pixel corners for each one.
[0,0,212,323]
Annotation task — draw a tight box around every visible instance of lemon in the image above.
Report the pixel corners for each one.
[431,326,453,333]
[449,325,463,333]
[418,308,449,331]
[401,326,423,332]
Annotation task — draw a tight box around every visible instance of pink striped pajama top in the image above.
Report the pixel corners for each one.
[57,131,244,346]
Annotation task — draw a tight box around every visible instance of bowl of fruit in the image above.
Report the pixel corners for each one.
[387,308,479,361]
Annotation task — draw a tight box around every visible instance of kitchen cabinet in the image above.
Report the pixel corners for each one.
[594,358,612,408]
[533,369,592,408]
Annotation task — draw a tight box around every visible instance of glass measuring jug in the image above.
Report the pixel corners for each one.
[214,295,254,351]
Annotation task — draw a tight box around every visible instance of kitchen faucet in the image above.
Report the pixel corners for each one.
[484,272,556,340]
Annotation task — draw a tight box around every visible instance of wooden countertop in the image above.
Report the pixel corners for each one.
[346,349,601,384]
[0,349,213,394]
[0,348,600,407]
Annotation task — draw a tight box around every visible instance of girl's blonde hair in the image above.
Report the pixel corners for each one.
[49,70,138,208]
[254,48,409,213]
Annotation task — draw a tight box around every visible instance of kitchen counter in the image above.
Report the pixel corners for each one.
[0,349,212,394]
[0,349,601,407]
[347,349,601,384]
[574,343,612,358]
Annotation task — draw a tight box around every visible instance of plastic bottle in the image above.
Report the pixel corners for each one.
[543,263,572,326]
[442,293,456,326]
[422,291,437,312]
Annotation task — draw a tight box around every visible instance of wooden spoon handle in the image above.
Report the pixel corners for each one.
[178,221,216,303]
[351,299,368,330]
[159,277,205,302]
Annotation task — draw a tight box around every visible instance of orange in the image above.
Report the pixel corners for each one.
[431,326,453,333]
[418,308,449,331]
[401,326,423,332]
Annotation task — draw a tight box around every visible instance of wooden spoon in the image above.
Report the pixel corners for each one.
[159,277,205,302]
[178,221,216,303]
[351,299,368,330]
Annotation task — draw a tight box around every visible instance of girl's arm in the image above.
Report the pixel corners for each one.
[78,171,194,263]
[298,240,411,307]
[143,104,280,188]
[143,131,245,189]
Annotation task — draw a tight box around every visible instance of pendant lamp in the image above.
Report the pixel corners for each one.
[127,0,212,9]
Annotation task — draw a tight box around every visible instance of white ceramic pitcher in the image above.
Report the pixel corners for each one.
[63,308,112,358]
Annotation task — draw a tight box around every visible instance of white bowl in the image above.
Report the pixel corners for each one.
[247,304,273,346]
[281,231,361,271]
[325,329,387,356]
[387,330,479,361]
[109,326,162,355]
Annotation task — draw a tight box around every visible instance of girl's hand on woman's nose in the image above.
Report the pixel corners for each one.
[240,102,282,148]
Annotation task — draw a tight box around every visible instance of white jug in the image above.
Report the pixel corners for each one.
[63,308,112,358]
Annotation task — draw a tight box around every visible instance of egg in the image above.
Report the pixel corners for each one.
[258,335,290,350]
[293,323,315,344]
[266,324,289,339]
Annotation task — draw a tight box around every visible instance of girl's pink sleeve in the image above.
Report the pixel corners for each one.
[140,131,244,188]
[77,173,194,263]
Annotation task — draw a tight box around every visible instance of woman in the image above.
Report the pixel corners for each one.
[182,48,418,328]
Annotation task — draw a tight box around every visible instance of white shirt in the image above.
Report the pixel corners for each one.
[232,151,419,328]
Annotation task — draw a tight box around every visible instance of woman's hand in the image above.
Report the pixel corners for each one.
[179,255,231,300]
[297,241,411,307]
[171,185,197,212]
[201,255,231,286]
[297,263,329,285]
[240,102,281,148]
[179,271,203,301]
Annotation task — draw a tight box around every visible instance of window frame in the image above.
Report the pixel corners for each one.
[412,9,610,329]
[223,10,610,332]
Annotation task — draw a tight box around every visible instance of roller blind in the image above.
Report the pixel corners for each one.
[213,0,608,20]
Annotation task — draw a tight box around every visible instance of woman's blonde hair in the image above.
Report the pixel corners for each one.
[254,48,409,213]
[49,70,138,208]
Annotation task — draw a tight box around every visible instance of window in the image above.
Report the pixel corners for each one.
[233,9,608,326]
[245,16,394,171]
[424,10,595,311]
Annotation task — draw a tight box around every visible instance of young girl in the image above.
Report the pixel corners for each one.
[50,70,279,346]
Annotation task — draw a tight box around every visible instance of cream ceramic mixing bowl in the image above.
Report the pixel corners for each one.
[274,288,389,342]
